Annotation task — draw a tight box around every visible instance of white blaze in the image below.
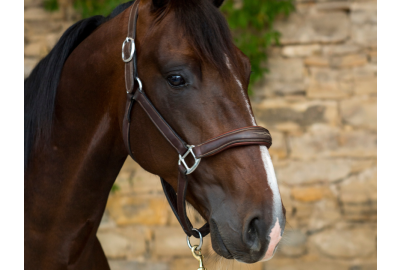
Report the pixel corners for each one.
[226,56,283,260]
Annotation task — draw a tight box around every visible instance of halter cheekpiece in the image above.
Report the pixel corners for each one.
[121,0,272,239]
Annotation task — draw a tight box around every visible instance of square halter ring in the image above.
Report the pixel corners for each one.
[178,145,201,175]
[122,37,135,63]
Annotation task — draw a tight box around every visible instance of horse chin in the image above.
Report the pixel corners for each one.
[210,220,234,260]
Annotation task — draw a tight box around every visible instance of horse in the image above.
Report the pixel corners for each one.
[24,0,286,269]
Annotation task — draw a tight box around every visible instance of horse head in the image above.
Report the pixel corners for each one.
[125,0,286,263]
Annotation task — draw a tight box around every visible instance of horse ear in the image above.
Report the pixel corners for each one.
[213,0,225,8]
[152,0,169,9]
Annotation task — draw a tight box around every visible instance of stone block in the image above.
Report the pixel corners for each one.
[307,67,353,99]
[352,65,377,94]
[336,130,376,157]
[108,260,168,270]
[264,260,350,270]
[350,2,377,48]
[351,24,377,48]
[256,58,305,96]
[24,58,39,78]
[340,96,377,130]
[350,3,377,25]
[307,64,378,99]
[170,258,199,270]
[24,8,51,21]
[304,56,329,67]
[276,159,353,185]
[308,199,341,231]
[282,44,321,57]
[342,203,377,222]
[24,33,46,45]
[279,230,307,257]
[308,63,376,98]
[25,0,43,8]
[310,227,376,259]
[316,1,351,11]
[339,167,377,204]
[368,49,377,64]
[24,20,63,35]
[153,227,210,257]
[289,125,377,159]
[25,41,48,57]
[322,43,361,56]
[253,100,339,131]
[331,54,368,68]
[275,12,350,45]
[288,124,340,160]
[291,186,333,202]
[352,263,378,270]
[292,201,314,221]
[106,194,169,226]
[97,227,147,259]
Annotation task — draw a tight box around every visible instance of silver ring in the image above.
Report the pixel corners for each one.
[122,37,135,63]
[135,77,143,92]
[186,228,203,251]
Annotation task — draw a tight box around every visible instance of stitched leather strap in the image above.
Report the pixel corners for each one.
[124,1,139,94]
[122,1,273,238]
[193,126,272,158]
[132,90,188,155]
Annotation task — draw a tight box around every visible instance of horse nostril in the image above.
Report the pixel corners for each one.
[244,217,263,252]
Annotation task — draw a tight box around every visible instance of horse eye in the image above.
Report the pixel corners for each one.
[167,75,186,87]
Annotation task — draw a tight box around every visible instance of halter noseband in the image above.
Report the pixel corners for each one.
[121,1,272,238]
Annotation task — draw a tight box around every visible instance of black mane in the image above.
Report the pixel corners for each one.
[24,1,135,169]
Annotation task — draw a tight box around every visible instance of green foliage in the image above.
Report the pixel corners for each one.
[74,0,123,19]
[221,0,294,93]
[110,183,120,193]
[44,0,59,11]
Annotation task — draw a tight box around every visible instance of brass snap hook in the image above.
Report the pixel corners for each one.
[191,245,206,270]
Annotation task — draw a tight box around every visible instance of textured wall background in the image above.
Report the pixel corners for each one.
[24,0,377,269]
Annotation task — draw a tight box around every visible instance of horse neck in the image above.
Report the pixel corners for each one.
[24,12,129,266]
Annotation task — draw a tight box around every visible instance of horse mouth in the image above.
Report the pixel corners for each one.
[210,219,233,259]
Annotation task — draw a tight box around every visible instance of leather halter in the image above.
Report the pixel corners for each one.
[122,1,273,238]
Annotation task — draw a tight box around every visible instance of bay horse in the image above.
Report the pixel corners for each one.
[24,0,286,269]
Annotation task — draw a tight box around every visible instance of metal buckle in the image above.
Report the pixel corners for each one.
[178,145,201,175]
[122,37,135,63]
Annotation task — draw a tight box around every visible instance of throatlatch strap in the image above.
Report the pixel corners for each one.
[160,174,210,238]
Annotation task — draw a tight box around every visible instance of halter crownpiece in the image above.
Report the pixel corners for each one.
[121,0,273,239]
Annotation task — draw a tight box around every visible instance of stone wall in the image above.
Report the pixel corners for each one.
[24,0,377,269]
